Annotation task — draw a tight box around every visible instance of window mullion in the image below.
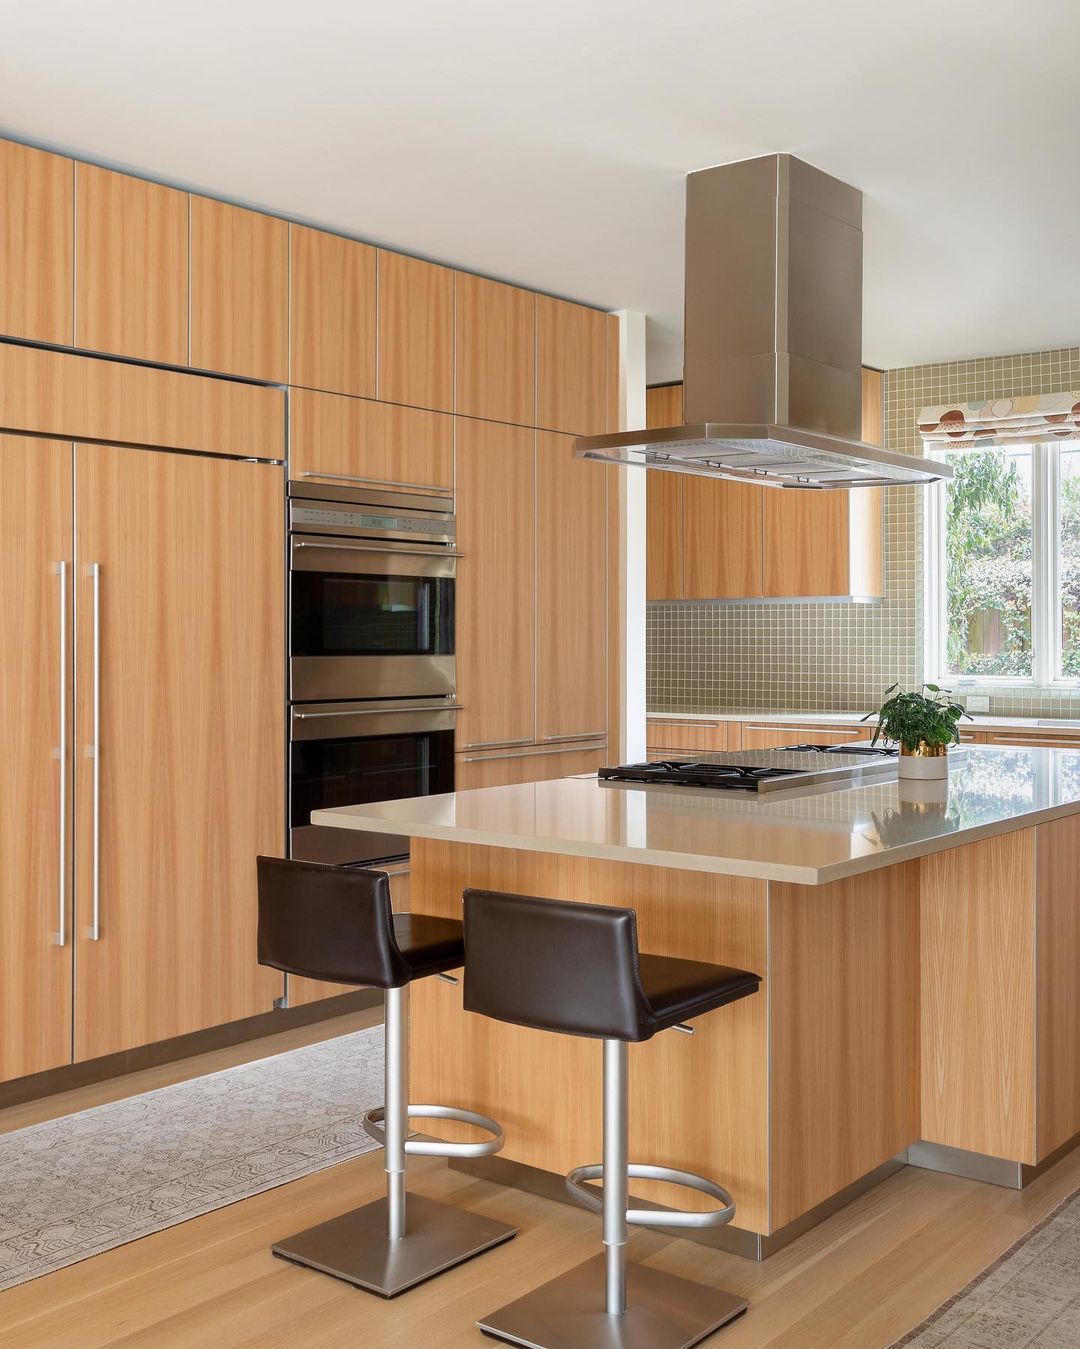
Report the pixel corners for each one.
[1032,443,1056,686]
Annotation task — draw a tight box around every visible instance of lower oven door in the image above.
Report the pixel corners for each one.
[289,701,456,866]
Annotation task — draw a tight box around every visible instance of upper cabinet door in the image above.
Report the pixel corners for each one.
[645,385,684,600]
[289,225,376,398]
[536,430,607,742]
[377,250,454,412]
[0,139,73,346]
[0,435,74,1084]
[454,273,535,426]
[536,295,609,436]
[75,164,188,366]
[685,480,763,600]
[190,197,288,382]
[455,418,536,751]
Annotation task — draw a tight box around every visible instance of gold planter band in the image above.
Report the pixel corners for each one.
[900,740,948,758]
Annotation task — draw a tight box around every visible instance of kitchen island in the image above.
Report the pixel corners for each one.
[313,746,1080,1257]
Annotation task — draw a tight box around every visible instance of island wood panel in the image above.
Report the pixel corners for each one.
[75,164,188,365]
[535,294,609,436]
[73,445,284,1060]
[920,829,1037,1164]
[454,273,535,426]
[0,436,73,1083]
[1035,814,1080,1157]
[190,196,288,383]
[289,225,376,399]
[0,341,284,460]
[288,869,411,1007]
[288,388,453,491]
[455,744,607,791]
[645,384,685,600]
[684,478,763,599]
[0,138,73,345]
[377,250,454,413]
[410,838,770,1234]
[769,864,920,1229]
[455,418,535,750]
[535,431,608,743]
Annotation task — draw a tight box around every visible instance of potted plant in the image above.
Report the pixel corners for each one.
[864,683,970,780]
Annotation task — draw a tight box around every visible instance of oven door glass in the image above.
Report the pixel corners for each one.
[292,569,455,660]
[291,728,455,830]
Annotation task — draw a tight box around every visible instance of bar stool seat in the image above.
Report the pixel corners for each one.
[256,857,516,1298]
[462,888,761,1349]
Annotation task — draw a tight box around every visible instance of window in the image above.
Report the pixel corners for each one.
[925,442,1080,685]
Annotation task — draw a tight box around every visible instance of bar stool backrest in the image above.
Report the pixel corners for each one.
[462,889,654,1041]
[256,856,410,989]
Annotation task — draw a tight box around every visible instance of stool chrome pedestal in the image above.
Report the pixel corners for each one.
[257,857,517,1299]
[462,888,760,1348]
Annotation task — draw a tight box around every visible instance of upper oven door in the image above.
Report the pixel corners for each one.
[291,535,456,701]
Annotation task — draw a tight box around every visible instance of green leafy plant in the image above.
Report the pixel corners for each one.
[863,683,970,751]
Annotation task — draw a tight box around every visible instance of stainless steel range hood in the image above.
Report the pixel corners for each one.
[575,154,951,490]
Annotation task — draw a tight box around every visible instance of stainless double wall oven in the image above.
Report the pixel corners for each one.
[288,480,458,867]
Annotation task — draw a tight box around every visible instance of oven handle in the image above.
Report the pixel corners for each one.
[293,540,462,559]
[294,705,463,720]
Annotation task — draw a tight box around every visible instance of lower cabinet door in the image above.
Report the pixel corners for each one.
[456,743,607,790]
[0,435,74,1083]
[73,444,285,1062]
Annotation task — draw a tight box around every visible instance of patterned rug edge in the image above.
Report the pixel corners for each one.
[888,1184,1080,1346]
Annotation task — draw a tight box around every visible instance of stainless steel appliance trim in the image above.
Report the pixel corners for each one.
[289,478,453,517]
[541,731,606,744]
[55,561,67,947]
[460,743,605,764]
[290,698,459,740]
[293,703,462,720]
[88,561,101,942]
[299,470,452,495]
[294,539,461,558]
[290,654,457,703]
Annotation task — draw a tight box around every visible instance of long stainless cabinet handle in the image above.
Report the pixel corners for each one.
[542,731,606,743]
[294,704,462,720]
[461,737,533,751]
[461,744,606,763]
[300,471,451,495]
[648,720,720,729]
[55,562,68,947]
[294,540,462,559]
[88,562,102,941]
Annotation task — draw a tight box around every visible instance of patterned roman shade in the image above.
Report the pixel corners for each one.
[918,393,1080,445]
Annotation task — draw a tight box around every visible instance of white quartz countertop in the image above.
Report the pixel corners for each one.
[648,709,1080,732]
[313,745,1080,885]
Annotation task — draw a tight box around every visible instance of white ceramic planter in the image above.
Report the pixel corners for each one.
[897,748,950,780]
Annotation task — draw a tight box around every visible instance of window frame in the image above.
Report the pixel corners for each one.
[923,441,1080,689]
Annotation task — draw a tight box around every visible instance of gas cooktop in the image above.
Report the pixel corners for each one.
[598,744,899,793]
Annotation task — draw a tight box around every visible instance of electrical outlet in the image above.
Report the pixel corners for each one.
[966,695,990,714]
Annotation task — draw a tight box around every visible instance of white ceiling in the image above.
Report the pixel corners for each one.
[1,0,1077,382]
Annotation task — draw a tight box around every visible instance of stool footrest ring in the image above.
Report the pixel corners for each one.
[565,1161,736,1230]
[363,1104,504,1159]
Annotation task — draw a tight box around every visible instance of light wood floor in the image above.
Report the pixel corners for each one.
[1,1011,1078,1348]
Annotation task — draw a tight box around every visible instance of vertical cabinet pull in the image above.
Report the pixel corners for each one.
[88,562,102,941]
[55,562,68,947]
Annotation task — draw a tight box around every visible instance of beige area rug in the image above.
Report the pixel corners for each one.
[0,1026,383,1291]
[892,1187,1080,1347]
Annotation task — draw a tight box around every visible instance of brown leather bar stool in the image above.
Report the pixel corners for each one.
[256,857,516,1297]
[462,888,761,1349]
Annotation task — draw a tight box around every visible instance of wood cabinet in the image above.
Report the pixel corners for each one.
[190,196,288,382]
[646,367,885,600]
[536,430,608,742]
[456,743,607,791]
[73,445,284,1061]
[0,436,74,1083]
[289,388,453,492]
[645,718,738,755]
[740,722,871,750]
[536,294,610,435]
[454,272,535,425]
[377,250,454,412]
[289,224,376,398]
[75,164,188,365]
[0,139,73,346]
[455,419,535,751]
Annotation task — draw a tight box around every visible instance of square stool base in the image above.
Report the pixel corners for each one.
[477,1253,748,1348]
[272,1193,517,1298]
